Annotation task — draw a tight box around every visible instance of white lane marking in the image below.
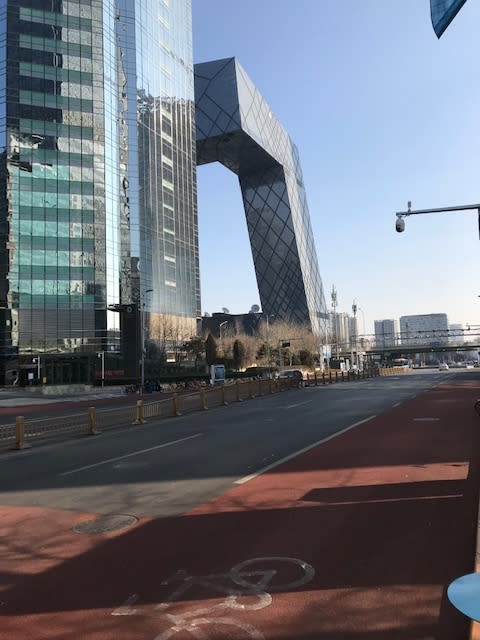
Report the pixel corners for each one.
[392,402,402,407]
[112,594,139,616]
[59,433,203,476]
[284,399,313,409]
[413,417,440,422]
[235,415,377,485]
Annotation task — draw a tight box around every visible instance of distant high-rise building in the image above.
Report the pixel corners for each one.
[374,319,398,348]
[399,314,449,346]
[449,323,465,343]
[328,312,350,351]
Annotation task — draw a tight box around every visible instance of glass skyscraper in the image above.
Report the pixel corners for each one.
[0,0,198,383]
[0,2,327,384]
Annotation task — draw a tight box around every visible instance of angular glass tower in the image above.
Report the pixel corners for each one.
[0,0,199,383]
[195,58,328,336]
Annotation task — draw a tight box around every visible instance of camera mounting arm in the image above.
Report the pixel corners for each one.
[395,201,480,237]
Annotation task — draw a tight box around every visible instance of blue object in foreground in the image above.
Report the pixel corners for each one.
[430,0,467,38]
[447,572,480,622]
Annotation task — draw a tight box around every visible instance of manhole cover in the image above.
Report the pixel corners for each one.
[72,514,138,534]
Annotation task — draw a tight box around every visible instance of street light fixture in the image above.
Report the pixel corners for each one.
[264,314,275,377]
[219,320,228,338]
[32,356,41,383]
[97,351,105,387]
[395,201,480,236]
[351,300,357,369]
[140,289,153,392]
[219,321,228,360]
[331,285,338,361]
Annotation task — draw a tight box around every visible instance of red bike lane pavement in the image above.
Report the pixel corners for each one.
[1,378,480,640]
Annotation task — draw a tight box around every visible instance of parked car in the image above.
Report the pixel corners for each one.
[439,363,449,371]
[278,369,305,388]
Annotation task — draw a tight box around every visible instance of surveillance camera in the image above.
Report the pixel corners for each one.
[395,217,405,233]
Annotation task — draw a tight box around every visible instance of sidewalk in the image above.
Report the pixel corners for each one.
[1,378,479,639]
[0,386,126,407]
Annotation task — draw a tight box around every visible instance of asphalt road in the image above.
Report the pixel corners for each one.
[1,368,479,640]
[0,369,463,517]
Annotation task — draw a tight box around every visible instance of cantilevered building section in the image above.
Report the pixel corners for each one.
[194,58,328,336]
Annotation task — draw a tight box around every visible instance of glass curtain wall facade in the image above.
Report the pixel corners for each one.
[0,0,198,384]
[195,58,328,337]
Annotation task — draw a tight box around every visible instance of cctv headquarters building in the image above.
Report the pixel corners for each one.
[0,0,327,384]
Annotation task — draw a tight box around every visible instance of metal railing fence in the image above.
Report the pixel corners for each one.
[1,369,380,451]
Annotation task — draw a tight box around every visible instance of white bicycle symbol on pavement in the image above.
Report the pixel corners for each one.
[112,556,315,639]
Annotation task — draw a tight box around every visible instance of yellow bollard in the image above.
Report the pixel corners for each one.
[88,406,99,434]
[172,393,182,417]
[200,388,208,410]
[15,416,31,450]
[133,400,145,425]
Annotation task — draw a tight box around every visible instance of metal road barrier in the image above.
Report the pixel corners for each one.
[378,367,412,376]
[0,371,379,451]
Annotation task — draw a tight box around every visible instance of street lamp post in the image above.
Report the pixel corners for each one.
[141,289,153,392]
[97,351,105,387]
[351,301,357,369]
[219,321,228,360]
[264,314,275,377]
[33,356,41,383]
[331,285,338,362]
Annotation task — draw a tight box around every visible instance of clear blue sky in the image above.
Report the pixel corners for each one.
[192,0,480,335]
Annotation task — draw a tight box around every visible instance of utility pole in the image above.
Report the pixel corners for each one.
[352,300,357,369]
[141,289,153,392]
[97,351,105,387]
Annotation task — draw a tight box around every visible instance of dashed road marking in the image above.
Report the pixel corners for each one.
[284,400,313,409]
[59,433,203,477]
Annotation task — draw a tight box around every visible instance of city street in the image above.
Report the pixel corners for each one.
[1,370,479,639]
